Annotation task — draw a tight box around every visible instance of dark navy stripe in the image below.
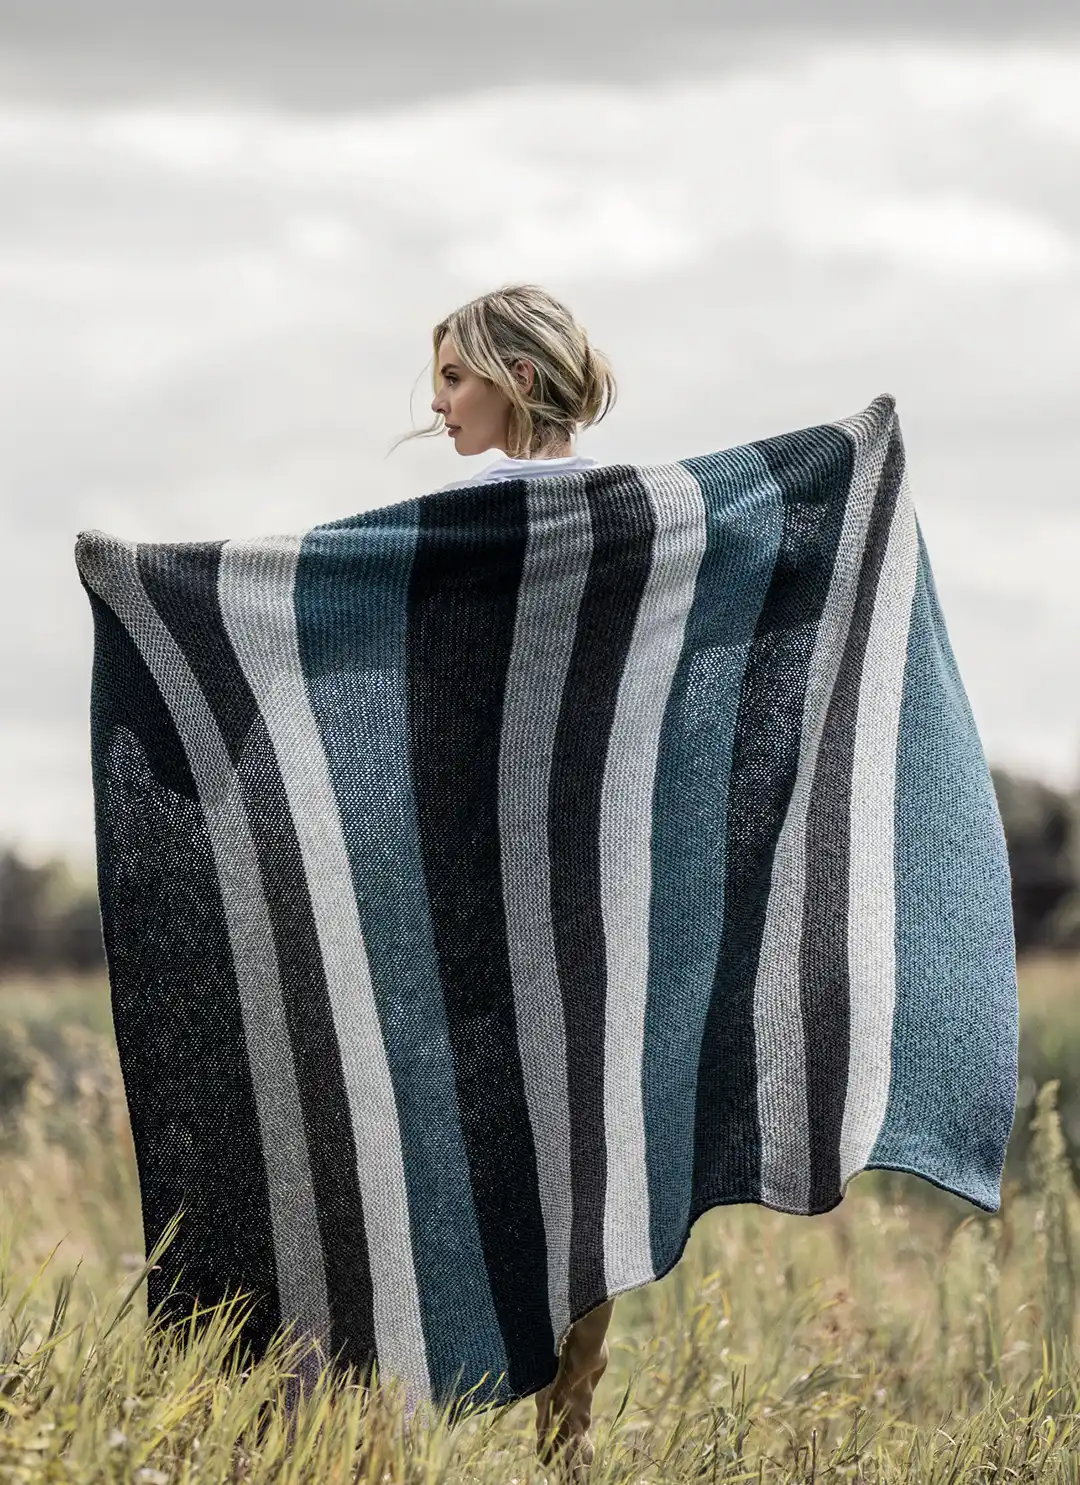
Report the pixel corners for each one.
[801,418,905,1210]
[547,467,656,1316]
[405,482,554,1396]
[694,425,854,1205]
[81,578,282,1355]
[137,543,376,1373]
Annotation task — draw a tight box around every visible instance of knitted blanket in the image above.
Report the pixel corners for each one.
[74,393,1018,1420]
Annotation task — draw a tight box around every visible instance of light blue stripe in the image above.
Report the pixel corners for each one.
[644,447,786,1274]
[294,507,510,1408]
[867,516,1018,1209]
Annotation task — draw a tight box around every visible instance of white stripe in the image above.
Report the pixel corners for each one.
[753,419,890,1212]
[498,476,594,1354]
[77,536,332,1375]
[599,466,708,1290]
[218,536,431,1418]
[840,458,919,1187]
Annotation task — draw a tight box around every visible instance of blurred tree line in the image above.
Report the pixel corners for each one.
[0,762,1079,979]
[0,849,105,977]
[994,766,1080,953]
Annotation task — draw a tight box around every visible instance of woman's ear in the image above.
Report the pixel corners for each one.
[512,358,535,396]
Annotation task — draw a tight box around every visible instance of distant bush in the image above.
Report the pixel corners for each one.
[992,767,1080,953]
[0,844,105,978]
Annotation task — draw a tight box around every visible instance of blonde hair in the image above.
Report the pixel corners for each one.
[392,283,617,459]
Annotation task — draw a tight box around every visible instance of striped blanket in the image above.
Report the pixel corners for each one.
[74,393,1018,1420]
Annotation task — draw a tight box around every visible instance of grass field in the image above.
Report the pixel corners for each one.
[0,960,1078,1482]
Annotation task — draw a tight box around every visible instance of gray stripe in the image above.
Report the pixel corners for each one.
[599,464,708,1290]
[752,416,891,1212]
[77,535,332,1361]
[498,475,593,1354]
[839,434,920,1186]
[217,536,432,1417]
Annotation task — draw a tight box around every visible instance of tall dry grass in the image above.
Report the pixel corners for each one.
[1,964,1078,1482]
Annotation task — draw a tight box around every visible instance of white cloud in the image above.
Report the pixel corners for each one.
[925,508,1080,616]
[0,40,1077,286]
[284,214,363,264]
[790,190,1075,279]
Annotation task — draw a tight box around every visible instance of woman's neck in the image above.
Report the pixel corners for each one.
[499,424,575,460]
[508,442,575,461]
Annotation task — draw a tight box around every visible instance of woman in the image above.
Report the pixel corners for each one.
[398,281,615,490]
[398,283,618,1481]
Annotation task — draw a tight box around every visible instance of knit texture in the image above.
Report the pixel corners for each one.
[74,393,1018,1419]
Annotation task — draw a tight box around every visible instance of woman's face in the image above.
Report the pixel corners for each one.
[431,335,529,456]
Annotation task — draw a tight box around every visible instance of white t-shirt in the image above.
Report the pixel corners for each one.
[437,452,598,491]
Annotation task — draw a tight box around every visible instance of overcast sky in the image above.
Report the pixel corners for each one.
[3,2,1079,872]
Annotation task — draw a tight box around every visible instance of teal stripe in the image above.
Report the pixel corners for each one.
[294,506,509,1407]
[867,516,1018,1209]
[644,447,786,1274]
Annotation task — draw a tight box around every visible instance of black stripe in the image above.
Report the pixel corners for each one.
[802,415,906,1210]
[82,579,281,1357]
[693,427,854,1205]
[137,543,377,1375]
[405,483,555,1393]
[548,468,656,1318]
